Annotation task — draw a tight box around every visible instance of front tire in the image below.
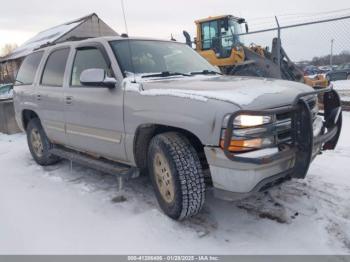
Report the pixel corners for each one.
[26,118,60,166]
[148,132,205,220]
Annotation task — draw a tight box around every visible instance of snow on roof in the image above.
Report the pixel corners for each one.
[0,13,108,62]
[5,21,81,61]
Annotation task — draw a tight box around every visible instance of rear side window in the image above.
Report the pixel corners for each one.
[41,48,70,87]
[15,51,43,85]
[71,48,111,87]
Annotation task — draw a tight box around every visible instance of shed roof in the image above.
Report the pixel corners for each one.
[1,13,118,62]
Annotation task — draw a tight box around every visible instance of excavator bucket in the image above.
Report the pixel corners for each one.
[231,39,304,83]
[231,45,283,78]
[270,38,304,82]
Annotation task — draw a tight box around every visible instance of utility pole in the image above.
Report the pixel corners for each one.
[330,39,334,67]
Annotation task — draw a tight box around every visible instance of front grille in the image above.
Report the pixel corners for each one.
[277,129,292,143]
[275,118,292,145]
[276,111,291,121]
[275,97,318,146]
[308,99,316,110]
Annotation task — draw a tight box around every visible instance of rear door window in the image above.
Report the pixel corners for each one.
[41,48,70,87]
[15,51,44,85]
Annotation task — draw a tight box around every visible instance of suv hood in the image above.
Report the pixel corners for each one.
[137,75,313,109]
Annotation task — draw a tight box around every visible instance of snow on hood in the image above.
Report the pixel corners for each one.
[124,75,313,107]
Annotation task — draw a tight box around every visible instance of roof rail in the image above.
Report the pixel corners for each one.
[33,36,96,51]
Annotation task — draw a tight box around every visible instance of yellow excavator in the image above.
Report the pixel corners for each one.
[183,15,328,88]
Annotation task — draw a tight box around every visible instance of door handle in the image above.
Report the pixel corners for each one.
[36,94,41,101]
[66,96,73,105]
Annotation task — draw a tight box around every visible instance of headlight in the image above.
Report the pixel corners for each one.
[234,115,272,127]
[221,114,275,153]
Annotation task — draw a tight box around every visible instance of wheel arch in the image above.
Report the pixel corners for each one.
[22,109,40,130]
[133,124,209,172]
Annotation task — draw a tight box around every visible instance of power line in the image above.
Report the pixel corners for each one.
[248,8,350,22]
[249,11,350,30]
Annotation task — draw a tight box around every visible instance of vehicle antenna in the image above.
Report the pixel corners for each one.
[121,0,136,83]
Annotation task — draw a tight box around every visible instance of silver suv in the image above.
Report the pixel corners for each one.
[13,36,342,220]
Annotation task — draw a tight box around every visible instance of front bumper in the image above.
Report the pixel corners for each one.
[205,87,342,201]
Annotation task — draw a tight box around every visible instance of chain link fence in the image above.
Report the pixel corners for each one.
[238,10,350,106]
[242,11,350,67]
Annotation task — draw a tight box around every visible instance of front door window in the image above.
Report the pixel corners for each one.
[71,48,111,87]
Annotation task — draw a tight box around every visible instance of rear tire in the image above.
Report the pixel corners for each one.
[148,132,205,220]
[26,118,60,166]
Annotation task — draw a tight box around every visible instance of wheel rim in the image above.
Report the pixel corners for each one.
[153,153,175,204]
[31,128,44,158]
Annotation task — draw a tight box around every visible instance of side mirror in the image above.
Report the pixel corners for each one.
[80,68,117,88]
[183,30,192,48]
[191,37,198,50]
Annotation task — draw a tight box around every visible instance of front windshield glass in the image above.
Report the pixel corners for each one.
[109,40,220,75]
[220,19,243,48]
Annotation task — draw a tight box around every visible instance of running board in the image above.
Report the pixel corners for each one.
[50,147,138,178]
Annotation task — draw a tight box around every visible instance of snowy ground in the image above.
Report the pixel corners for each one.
[333,80,350,102]
[0,115,350,255]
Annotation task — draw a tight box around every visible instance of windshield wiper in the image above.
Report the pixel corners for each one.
[190,70,222,76]
[141,71,191,78]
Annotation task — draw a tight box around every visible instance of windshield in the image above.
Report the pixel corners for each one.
[109,40,220,76]
[221,18,243,48]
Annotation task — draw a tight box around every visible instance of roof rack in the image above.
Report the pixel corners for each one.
[33,36,96,51]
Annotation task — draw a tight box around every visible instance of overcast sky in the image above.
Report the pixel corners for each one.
[0,0,349,60]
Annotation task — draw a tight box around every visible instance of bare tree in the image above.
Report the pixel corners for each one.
[0,43,18,57]
[0,43,19,83]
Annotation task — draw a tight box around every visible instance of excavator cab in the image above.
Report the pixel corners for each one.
[197,15,245,57]
[183,15,248,68]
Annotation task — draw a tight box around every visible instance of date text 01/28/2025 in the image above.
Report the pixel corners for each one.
[127,255,220,261]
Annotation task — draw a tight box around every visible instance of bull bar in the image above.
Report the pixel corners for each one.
[222,87,342,179]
